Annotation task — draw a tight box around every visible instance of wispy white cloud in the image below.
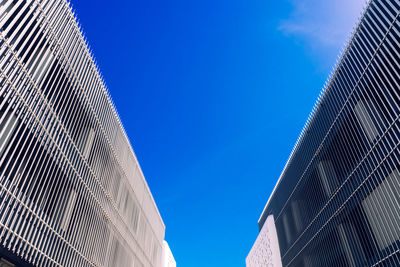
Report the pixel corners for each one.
[279,0,366,50]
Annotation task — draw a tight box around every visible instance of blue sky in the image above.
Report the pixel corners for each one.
[69,0,364,266]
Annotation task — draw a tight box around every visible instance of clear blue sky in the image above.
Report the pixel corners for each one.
[69,0,364,266]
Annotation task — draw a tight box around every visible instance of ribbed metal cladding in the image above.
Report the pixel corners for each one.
[257,0,400,266]
[0,0,165,267]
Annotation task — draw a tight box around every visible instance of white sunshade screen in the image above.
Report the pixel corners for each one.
[0,0,166,266]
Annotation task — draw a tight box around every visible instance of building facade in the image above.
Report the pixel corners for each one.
[246,215,282,267]
[248,0,400,266]
[161,241,176,267]
[0,0,165,266]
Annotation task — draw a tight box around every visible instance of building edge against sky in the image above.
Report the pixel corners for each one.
[248,0,400,266]
[0,0,174,266]
[162,241,176,267]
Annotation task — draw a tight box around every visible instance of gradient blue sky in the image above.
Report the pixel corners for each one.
[69,0,364,266]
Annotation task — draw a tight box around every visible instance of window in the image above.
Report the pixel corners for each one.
[354,101,379,142]
[362,169,400,250]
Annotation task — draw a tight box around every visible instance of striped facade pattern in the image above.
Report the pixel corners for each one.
[256,0,400,266]
[0,0,165,267]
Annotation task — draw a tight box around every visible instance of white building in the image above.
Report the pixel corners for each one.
[162,241,176,267]
[246,215,282,267]
[0,0,168,266]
